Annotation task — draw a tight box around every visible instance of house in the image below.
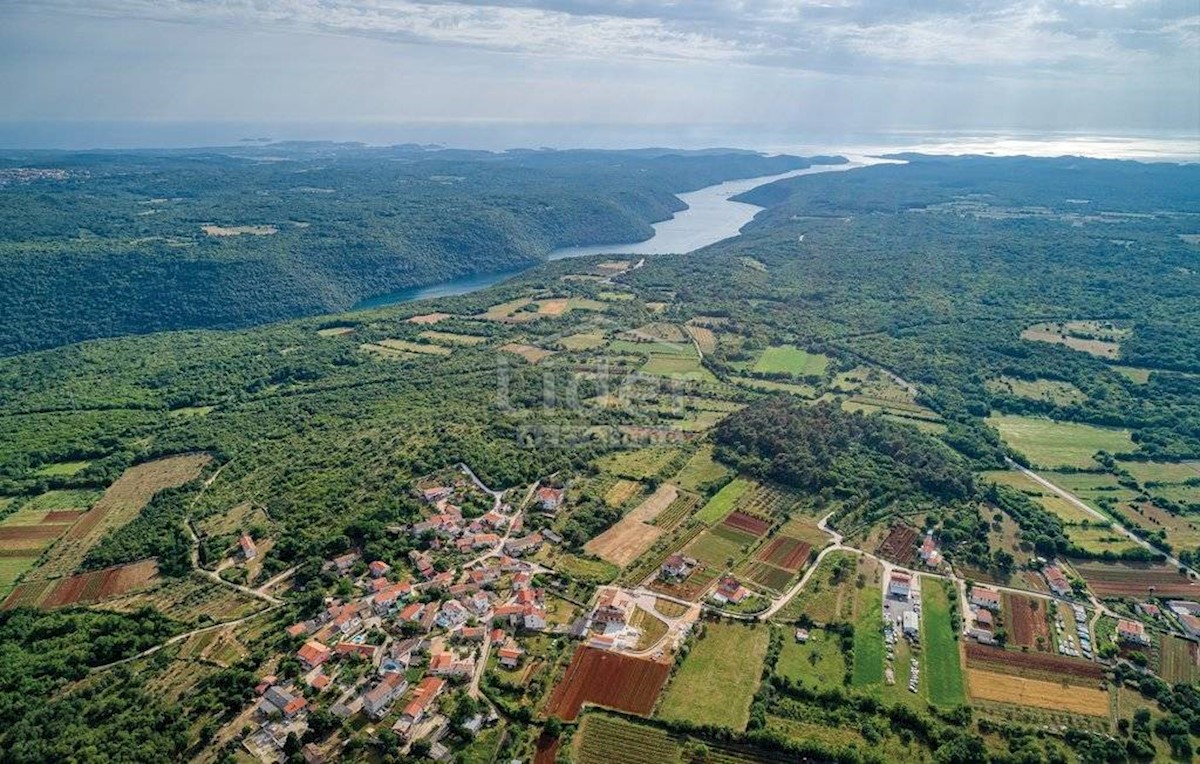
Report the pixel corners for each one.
[497,643,524,668]
[429,651,474,678]
[522,605,547,631]
[254,675,277,695]
[467,591,492,616]
[363,673,409,720]
[1117,618,1151,646]
[331,552,359,574]
[1137,603,1162,618]
[511,571,532,590]
[1179,613,1200,639]
[422,486,453,503]
[239,534,257,561]
[491,628,506,645]
[394,677,446,737]
[470,567,500,587]
[286,622,311,639]
[398,602,426,623]
[970,609,997,645]
[259,686,306,719]
[712,576,750,605]
[794,628,809,643]
[471,533,501,549]
[368,560,391,578]
[282,696,308,719]
[919,533,942,567]
[542,529,563,545]
[302,743,325,764]
[372,583,411,615]
[970,587,1001,611]
[591,599,630,634]
[460,626,486,642]
[902,610,920,638]
[410,550,436,578]
[479,510,508,529]
[887,572,912,600]
[329,606,362,637]
[419,605,441,633]
[587,633,617,650]
[308,673,331,692]
[437,600,469,629]
[1043,565,1072,596]
[297,640,332,669]
[499,555,527,573]
[537,486,565,512]
[503,532,543,557]
[335,641,381,662]
[661,554,696,579]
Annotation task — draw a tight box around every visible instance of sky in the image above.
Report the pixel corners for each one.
[0,0,1197,151]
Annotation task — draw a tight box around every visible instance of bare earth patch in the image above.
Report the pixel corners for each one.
[201,224,278,237]
[585,484,678,566]
[407,312,452,324]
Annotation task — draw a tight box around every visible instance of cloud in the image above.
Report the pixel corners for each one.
[18,0,1197,77]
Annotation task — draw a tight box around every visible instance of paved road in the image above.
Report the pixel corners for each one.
[1007,459,1197,578]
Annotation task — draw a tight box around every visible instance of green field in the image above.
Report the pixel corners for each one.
[775,628,846,690]
[673,447,733,491]
[576,714,682,764]
[920,577,966,706]
[752,345,829,377]
[34,460,91,477]
[1117,460,1200,485]
[987,415,1135,468]
[641,355,717,382]
[597,446,683,480]
[684,528,747,567]
[694,478,752,524]
[0,557,37,594]
[850,586,884,686]
[658,622,769,730]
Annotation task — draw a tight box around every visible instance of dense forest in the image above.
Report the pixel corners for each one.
[0,145,818,355]
[715,399,976,506]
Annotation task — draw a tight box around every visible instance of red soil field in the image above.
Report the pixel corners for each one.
[722,511,770,537]
[1073,561,1200,599]
[545,646,671,721]
[878,524,920,566]
[42,510,85,524]
[2,560,159,610]
[757,537,812,571]
[965,642,1104,683]
[533,734,560,764]
[1006,594,1052,651]
[0,526,62,541]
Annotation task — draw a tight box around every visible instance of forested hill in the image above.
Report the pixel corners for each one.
[0,145,817,355]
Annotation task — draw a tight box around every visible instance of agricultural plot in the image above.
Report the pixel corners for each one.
[650,492,701,531]
[740,561,794,592]
[99,573,266,625]
[418,330,487,346]
[24,454,210,581]
[756,537,812,571]
[1066,525,1141,556]
[728,377,818,398]
[682,527,751,567]
[774,552,878,624]
[657,622,769,730]
[751,345,829,377]
[966,668,1109,717]
[1073,561,1200,599]
[584,484,678,566]
[1117,460,1200,485]
[722,511,771,537]
[500,343,555,364]
[987,415,1134,469]
[559,332,606,351]
[964,643,1104,684]
[920,578,966,706]
[1158,635,1200,684]
[604,479,643,508]
[405,312,451,324]
[850,586,885,686]
[981,470,1100,523]
[683,325,717,354]
[574,714,682,764]
[672,446,732,491]
[1020,320,1126,359]
[777,515,833,549]
[694,478,752,524]
[597,446,683,481]
[985,377,1086,406]
[545,646,670,721]
[2,560,158,610]
[876,524,920,566]
[316,325,355,336]
[629,607,669,651]
[1114,502,1200,550]
[375,338,451,355]
[1004,593,1053,652]
[35,460,92,477]
[774,628,846,690]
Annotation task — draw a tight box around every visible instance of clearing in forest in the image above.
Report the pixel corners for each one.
[419,330,487,346]
[500,343,555,364]
[1020,320,1126,359]
[25,454,210,580]
[752,345,829,377]
[987,415,1134,469]
[406,312,452,324]
[201,224,277,236]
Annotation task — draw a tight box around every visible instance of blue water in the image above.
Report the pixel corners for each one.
[352,159,876,309]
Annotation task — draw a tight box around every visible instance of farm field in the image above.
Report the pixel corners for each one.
[650,492,701,531]
[574,714,682,764]
[559,331,606,351]
[966,668,1109,716]
[500,343,554,363]
[544,646,670,721]
[99,573,266,625]
[1019,320,1124,359]
[604,479,643,508]
[22,455,210,581]
[683,325,717,354]
[682,526,750,568]
[1114,502,1200,550]
[694,478,752,524]
[2,559,159,610]
[1066,525,1141,555]
[775,552,877,624]
[964,642,1104,684]
[1004,593,1052,652]
[375,338,451,355]
[671,446,732,491]
[982,470,1099,523]
[1072,561,1200,599]
[751,345,829,377]
[1158,634,1200,684]
[417,330,487,346]
[405,312,451,324]
[657,622,768,730]
[1117,460,1200,485]
[850,585,884,687]
[597,446,683,481]
[987,415,1135,469]
[920,578,966,706]
[774,628,845,690]
[584,484,677,566]
[985,376,1085,406]
[875,524,920,566]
